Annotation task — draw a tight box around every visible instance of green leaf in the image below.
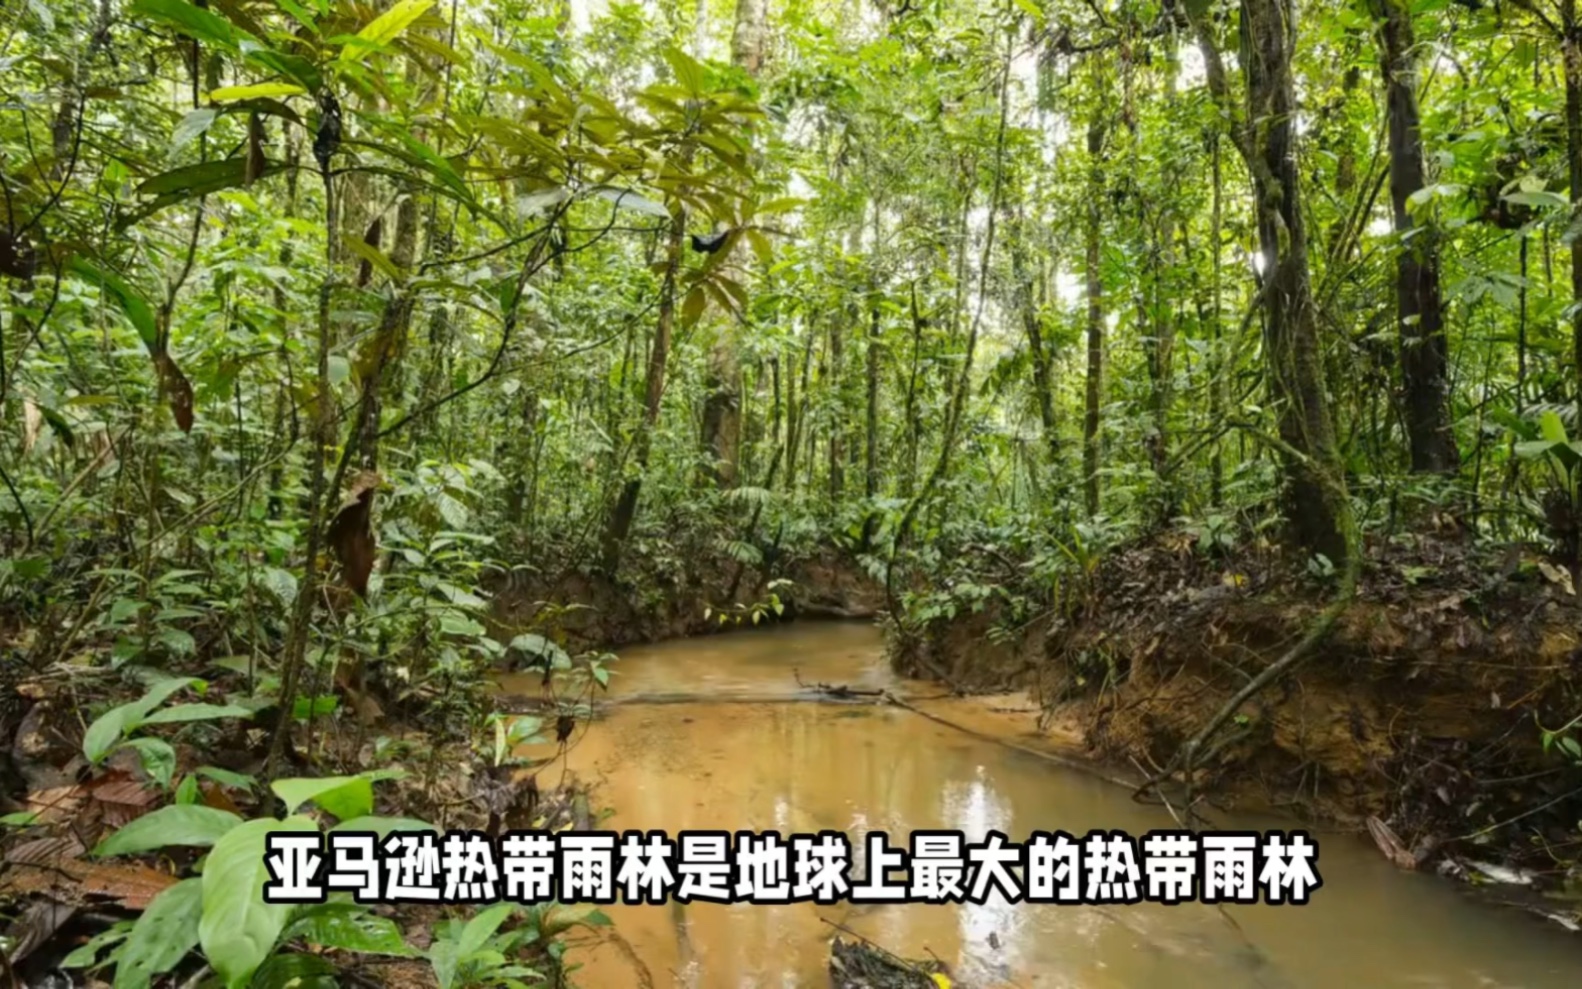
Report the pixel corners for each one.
[430,902,514,989]
[243,50,323,94]
[258,567,298,606]
[83,677,198,763]
[342,234,403,281]
[136,158,264,199]
[171,108,218,151]
[342,0,435,58]
[270,773,396,820]
[131,0,241,49]
[94,804,242,857]
[197,766,257,791]
[283,903,417,956]
[596,187,669,219]
[1503,189,1569,210]
[67,258,159,351]
[61,921,131,969]
[661,46,705,94]
[120,737,177,788]
[331,815,435,838]
[199,815,319,989]
[1515,439,1559,460]
[250,953,338,989]
[430,937,462,989]
[207,82,306,102]
[139,702,254,725]
[457,902,514,956]
[1539,410,1569,446]
[508,634,570,669]
[112,878,203,989]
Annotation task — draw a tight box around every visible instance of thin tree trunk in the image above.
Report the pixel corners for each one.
[1083,115,1107,518]
[1564,0,1582,434]
[865,288,881,499]
[1011,212,1059,462]
[601,218,685,573]
[1372,0,1457,474]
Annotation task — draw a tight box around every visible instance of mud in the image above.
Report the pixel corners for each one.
[902,531,1582,890]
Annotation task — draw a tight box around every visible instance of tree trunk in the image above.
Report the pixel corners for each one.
[1564,0,1582,435]
[865,288,881,499]
[1239,0,1351,563]
[1145,213,1176,508]
[601,218,685,573]
[700,336,741,487]
[731,0,767,74]
[1083,115,1106,518]
[1011,212,1059,462]
[828,318,845,500]
[1372,0,1457,474]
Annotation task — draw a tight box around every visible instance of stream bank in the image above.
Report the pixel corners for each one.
[488,542,882,656]
[513,622,1582,988]
[892,529,1582,915]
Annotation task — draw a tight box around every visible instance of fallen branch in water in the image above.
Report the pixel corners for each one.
[823,919,949,989]
[882,691,1136,790]
[794,669,886,698]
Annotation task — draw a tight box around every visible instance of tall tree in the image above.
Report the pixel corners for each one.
[1186,0,1353,564]
[1083,113,1107,518]
[1371,0,1458,474]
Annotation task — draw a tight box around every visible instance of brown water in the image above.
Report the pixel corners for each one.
[501,621,1581,988]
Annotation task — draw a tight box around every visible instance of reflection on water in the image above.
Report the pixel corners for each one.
[500,622,1581,988]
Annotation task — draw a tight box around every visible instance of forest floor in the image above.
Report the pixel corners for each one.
[895,527,1582,926]
[0,538,887,985]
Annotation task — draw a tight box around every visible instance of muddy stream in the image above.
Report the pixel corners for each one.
[500,622,1580,988]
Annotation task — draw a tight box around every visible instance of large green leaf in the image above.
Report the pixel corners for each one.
[342,0,435,58]
[139,702,254,725]
[273,775,373,820]
[250,954,338,989]
[94,804,242,857]
[131,0,241,48]
[207,82,305,102]
[244,49,323,94]
[283,903,417,956]
[271,770,399,820]
[83,677,199,764]
[113,877,203,989]
[198,816,319,989]
[136,158,267,198]
[66,259,159,351]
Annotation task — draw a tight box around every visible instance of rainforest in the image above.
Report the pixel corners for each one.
[4,0,1582,986]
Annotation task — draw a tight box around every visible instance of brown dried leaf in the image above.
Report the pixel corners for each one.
[77,861,177,909]
[328,471,381,598]
[24,785,88,825]
[153,348,194,433]
[4,897,75,964]
[7,834,86,867]
[200,780,242,815]
[91,777,159,829]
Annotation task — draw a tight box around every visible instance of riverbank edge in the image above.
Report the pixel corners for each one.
[486,532,1582,931]
[889,531,1582,932]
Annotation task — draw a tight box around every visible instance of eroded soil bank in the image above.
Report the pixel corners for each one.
[488,542,882,656]
[895,531,1582,906]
